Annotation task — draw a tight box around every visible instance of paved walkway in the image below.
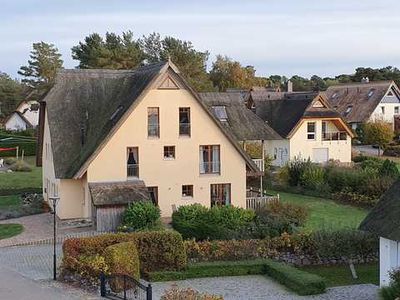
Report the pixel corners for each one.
[152,276,379,300]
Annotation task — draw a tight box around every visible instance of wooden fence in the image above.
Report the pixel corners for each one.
[246,194,279,210]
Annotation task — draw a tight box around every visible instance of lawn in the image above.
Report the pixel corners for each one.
[269,190,369,231]
[0,156,42,190]
[300,263,379,287]
[0,223,23,239]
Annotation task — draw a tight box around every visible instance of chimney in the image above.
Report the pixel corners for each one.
[365,77,369,83]
[287,80,293,93]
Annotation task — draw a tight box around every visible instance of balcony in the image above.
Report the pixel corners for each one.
[252,158,264,172]
[322,131,347,141]
[200,161,220,174]
[127,164,139,178]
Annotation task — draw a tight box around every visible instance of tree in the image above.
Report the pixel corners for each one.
[72,31,145,69]
[363,120,394,155]
[209,55,268,91]
[18,42,63,92]
[0,72,23,117]
[140,33,213,91]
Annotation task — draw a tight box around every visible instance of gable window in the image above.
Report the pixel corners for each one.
[127,147,139,178]
[388,91,394,97]
[148,107,159,137]
[182,185,193,197]
[395,106,399,115]
[211,183,231,206]
[212,106,228,122]
[200,145,220,174]
[179,107,191,136]
[344,105,353,116]
[381,106,385,114]
[307,122,316,140]
[163,146,175,159]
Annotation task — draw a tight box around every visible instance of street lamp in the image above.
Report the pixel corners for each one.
[49,196,59,280]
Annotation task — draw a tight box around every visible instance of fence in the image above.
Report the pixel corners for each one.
[246,194,279,210]
[100,273,152,300]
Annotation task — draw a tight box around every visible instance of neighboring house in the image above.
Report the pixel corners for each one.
[359,180,400,287]
[250,91,354,166]
[325,80,400,131]
[4,100,40,131]
[4,111,33,131]
[39,61,261,231]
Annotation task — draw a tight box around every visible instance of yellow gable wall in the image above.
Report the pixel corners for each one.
[289,118,351,162]
[86,88,247,217]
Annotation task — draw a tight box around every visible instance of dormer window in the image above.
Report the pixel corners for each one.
[212,106,228,122]
[367,89,375,98]
[344,105,353,116]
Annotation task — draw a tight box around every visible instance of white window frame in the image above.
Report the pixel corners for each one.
[307,122,316,140]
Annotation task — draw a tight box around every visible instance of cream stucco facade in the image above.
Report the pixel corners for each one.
[43,85,248,219]
[266,118,352,166]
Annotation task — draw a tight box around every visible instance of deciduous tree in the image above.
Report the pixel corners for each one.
[363,120,394,155]
[0,72,23,117]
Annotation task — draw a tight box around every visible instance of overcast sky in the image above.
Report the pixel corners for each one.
[1,0,400,79]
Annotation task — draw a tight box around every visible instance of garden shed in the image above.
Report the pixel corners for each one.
[89,181,150,232]
[359,180,400,287]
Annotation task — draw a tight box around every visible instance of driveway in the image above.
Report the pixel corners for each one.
[353,145,380,156]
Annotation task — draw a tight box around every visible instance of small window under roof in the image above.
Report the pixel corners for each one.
[212,106,228,122]
[367,89,375,98]
[344,105,353,116]
[387,91,394,96]
[331,92,338,99]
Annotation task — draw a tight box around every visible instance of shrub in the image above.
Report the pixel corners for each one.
[121,201,161,231]
[380,268,400,300]
[263,259,326,295]
[172,204,255,240]
[286,159,313,186]
[260,201,308,227]
[9,160,32,172]
[104,242,140,292]
[379,159,399,178]
[62,231,187,279]
[332,191,378,207]
[149,260,268,282]
[161,285,223,300]
[300,164,326,191]
[384,145,400,157]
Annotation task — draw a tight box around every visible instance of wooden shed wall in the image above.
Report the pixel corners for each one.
[96,205,126,232]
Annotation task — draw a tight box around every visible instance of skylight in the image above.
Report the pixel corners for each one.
[212,106,228,122]
[367,89,375,98]
[331,92,338,99]
[344,105,353,116]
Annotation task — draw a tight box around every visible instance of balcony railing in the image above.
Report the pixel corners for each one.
[127,164,139,178]
[179,123,191,136]
[322,131,347,141]
[200,161,220,174]
[252,158,264,172]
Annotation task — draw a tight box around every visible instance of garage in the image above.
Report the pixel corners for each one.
[312,148,329,163]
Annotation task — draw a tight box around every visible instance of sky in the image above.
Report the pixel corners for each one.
[1,0,400,79]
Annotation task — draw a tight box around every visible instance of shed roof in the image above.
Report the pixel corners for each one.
[325,81,398,123]
[89,181,150,206]
[199,92,281,141]
[359,180,400,241]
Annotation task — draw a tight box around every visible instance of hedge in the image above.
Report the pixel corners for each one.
[0,188,42,196]
[62,230,187,279]
[149,259,326,296]
[263,259,326,295]
[0,141,36,157]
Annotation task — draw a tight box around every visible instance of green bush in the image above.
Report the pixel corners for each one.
[383,145,400,157]
[9,160,32,172]
[261,200,308,227]
[121,201,161,231]
[149,260,268,281]
[0,141,36,157]
[300,164,326,191]
[379,159,399,178]
[286,159,313,186]
[332,191,378,207]
[172,204,255,240]
[62,230,187,279]
[263,259,326,295]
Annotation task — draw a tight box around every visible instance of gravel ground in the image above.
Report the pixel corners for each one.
[151,275,379,300]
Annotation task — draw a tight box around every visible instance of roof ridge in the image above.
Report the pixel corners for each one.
[327,80,393,89]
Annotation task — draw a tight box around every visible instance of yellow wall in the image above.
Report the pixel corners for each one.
[85,88,247,217]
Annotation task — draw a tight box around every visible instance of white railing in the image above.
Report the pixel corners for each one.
[322,131,347,141]
[246,194,279,210]
[252,158,264,172]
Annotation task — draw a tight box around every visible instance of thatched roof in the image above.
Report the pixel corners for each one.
[89,181,150,206]
[359,180,400,241]
[43,61,260,179]
[325,81,399,123]
[253,92,341,138]
[199,92,281,141]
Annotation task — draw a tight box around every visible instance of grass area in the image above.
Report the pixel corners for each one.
[0,195,21,210]
[149,259,326,296]
[269,190,369,231]
[300,263,379,287]
[0,223,23,239]
[0,156,42,190]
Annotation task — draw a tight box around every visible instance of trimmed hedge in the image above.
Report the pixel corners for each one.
[62,230,187,279]
[0,141,36,157]
[0,188,42,196]
[149,260,268,281]
[150,259,326,296]
[263,259,326,295]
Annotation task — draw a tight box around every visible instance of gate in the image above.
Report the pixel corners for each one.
[100,273,152,300]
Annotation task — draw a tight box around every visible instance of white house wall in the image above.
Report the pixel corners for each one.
[370,89,400,124]
[5,114,27,131]
[380,237,400,287]
[265,139,290,167]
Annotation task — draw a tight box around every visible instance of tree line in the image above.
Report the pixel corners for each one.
[2,30,400,117]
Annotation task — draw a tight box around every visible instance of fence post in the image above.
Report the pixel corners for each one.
[147,283,152,300]
[100,273,106,297]
[123,275,127,300]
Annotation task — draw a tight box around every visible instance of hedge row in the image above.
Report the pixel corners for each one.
[0,188,42,196]
[149,259,326,296]
[0,141,37,157]
[62,230,187,279]
[263,259,326,295]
